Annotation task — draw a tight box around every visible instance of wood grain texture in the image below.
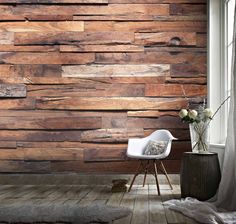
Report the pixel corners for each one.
[0,0,207,174]
[36,97,188,110]
[62,64,170,78]
[15,32,134,45]
[0,84,27,98]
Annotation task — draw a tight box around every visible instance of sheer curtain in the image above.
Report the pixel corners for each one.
[164,4,236,224]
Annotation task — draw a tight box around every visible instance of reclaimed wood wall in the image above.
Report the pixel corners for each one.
[0,0,207,173]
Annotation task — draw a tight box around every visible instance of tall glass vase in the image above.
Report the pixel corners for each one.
[189,122,210,153]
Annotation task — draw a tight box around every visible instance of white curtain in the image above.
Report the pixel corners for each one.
[164,4,236,224]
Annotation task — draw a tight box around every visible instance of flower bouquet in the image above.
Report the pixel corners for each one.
[179,97,230,153]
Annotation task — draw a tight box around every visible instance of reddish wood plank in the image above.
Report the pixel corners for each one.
[60,44,144,52]
[0,45,59,52]
[36,97,189,110]
[166,77,207,85]
[135,32,196,46]
[171,63,207,77]
[0,116,102,130]
[81,128,144,143]
[51,160,181,173]
[15,32,134,45]
[0,148,83,161]
[127,116,188,129]
[0,141,17,149]
[95,52,206,64]
[0,84,26,98]
[145,84,207,97]
[27,83,145,97]
[0,130,82,142]
[85,21,207,32]
[0,98,35,110]
[127,110,178,117]
[74,15,206,21]
[170,4,207,15]
[197,33,207,47]
[0,52,95,65]
[0,161,50,173]
[0,22,84,32]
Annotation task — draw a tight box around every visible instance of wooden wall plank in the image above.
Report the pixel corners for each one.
[0,84,27,98]
[62,64,170,78]
[0,22,84,32]
[135,32,196,46]
[95,52,206,64]
[81,128,144,143]
[36,97,189,110]
[109,0,206,3]
[0,117,102,130]
[169,4,207,16]
[0,52,95,64]
[0,32,14,44]
[145,84,207,97]
[15,32,134,45]
[27,83,145,97]
[60,44,144,52]
[0,98,35,110]
[85,21,207,32]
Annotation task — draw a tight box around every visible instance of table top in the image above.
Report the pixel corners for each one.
[184,151,217,156]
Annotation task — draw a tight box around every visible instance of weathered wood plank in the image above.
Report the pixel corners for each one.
[0,130,81,142]
[0,65,62,78]
[145,46,207,53]
[84,147,126,161]
[62,64,170,78]
[27,83,145,97]
[73,15,206,21]
[60,44,144,52]
[0,161,50,173]
[0,141,17,149]
[0,116,102,130]
[0,45,59,52]
[0,22,84,32]
[0,84,26,98]
[170,4,207,15]
[0,98,35,110]
[95,52,206,64]
[0,53,95,65]
[36,97,188,110]
[0,32,14,45]
[127,116,188,129]
[171,63,207,77]
[197,33,207,47]
[50,160,181,173]
[127,110,178,118]
[15,32,134,45]
[85,21,207,32]
[0,148,83,161]
[145,84,207,97]
[135,32,196,46]
[81,128,144,143]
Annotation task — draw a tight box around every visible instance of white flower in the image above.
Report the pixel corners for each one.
[203,108,213,118]
[179,109,188,118]
[188,110,198,119]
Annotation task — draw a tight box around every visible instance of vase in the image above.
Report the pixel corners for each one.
[189,122,210,153]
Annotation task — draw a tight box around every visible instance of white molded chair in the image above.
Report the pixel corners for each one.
[127,129,177,195]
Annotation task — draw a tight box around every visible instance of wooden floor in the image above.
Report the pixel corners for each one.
[0,183,199,224]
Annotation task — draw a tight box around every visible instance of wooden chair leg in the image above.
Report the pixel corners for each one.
[160,161,173,190]
[153,160,161,196]
[143,161,149,187]
[128,161,142,192]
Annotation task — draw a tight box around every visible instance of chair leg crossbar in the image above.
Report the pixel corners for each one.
[128,160,173,195]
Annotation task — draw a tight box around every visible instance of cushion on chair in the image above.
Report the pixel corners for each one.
[143,140,168,155]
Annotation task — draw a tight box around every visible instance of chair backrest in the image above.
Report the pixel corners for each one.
[127,129,177,158]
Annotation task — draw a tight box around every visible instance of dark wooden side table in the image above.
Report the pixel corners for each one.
[180,152,221,201]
